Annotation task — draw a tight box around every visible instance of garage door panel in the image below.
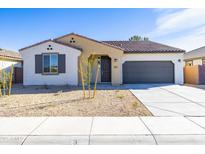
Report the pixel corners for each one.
[123,61,174,83]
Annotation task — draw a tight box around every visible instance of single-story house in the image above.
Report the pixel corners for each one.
[184,46,205,85]
[19,33,185,86]
[0,48,22,71]
[0,48,23,83]
[184,46,205,66]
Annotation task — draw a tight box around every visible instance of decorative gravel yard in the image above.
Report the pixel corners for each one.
[0,85,152,116]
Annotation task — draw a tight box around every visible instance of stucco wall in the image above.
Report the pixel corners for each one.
[56,34,124,85]
[121,53,184,84]
[56,35,184,85]
[193,59,203,65]
[20,41,81,86]
[184,65,199,84]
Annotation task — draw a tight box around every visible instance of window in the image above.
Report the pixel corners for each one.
[43,53,58,74]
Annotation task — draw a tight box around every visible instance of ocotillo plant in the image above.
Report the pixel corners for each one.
[93,61,100,98]
[79,60,86,98]
[2,70,6,96]
[0,81,1,96]
[79,55,99,99]
[8,65,14,96]
[0,68,2,97]
[0,65,14,96]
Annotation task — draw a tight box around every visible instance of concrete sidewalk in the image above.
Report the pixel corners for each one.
[1,117,205,145]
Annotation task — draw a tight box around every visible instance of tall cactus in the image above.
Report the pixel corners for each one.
[8,64,14,96]
[79,55,99,99]
[93,62,100,98]
[0,68,2,97]
[0,64,14,96]
[79,61,85,98]
[2,70,6,96]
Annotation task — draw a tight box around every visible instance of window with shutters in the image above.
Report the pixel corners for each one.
[43,53,58,74]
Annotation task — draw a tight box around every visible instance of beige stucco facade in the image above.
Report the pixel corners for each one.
[55,34,124,85]
[19,33,185,85]
[55,34,184,85]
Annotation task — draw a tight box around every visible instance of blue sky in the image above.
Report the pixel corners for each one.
[0,8,205,51]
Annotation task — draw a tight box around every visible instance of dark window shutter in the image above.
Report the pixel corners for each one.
[58,54,66,73]
[35,54,42,73]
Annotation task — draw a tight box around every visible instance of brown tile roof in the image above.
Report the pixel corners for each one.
[0,48,22,61]
[54,33,124,51]
[19,33,185,54]
[102,40,185,53]
[19,39,82,51]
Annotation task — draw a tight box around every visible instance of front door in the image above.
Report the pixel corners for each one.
[101,56,111,82]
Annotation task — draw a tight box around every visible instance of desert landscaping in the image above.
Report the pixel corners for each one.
[0,85,152,117]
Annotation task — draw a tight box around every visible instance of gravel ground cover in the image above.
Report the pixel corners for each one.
[0,85,152,116]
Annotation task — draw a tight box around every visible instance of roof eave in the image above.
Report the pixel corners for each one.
[19,39,82,52]
[0,55,22,61]
[54,33,124,51]
[19,39,52,51]
[124,50,185,53]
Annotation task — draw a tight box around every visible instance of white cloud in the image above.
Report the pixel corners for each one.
[162,26,205,51]
[150,9,205,37]
[150,9,205,51]
[153,8,181,14]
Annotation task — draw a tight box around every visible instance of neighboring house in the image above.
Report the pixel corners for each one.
[184,46,205,66]
[0,48,23,83]
[0,48,22,71]
[184,46,205,85]
[19,33,185,86]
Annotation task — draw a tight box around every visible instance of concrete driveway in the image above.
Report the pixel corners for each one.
[130,84,205,116]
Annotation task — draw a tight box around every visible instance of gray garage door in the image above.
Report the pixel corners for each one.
[123,61,174,84]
